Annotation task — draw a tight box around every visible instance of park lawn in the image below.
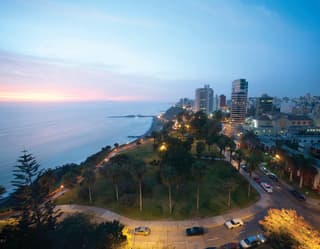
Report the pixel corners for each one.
[57,158,259,220]
[122,140,158,163]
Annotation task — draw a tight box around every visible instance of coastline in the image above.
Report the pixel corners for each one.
[144,116,164,137]
[0,101,170,194]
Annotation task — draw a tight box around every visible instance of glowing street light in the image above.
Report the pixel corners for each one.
[159,143,167,152]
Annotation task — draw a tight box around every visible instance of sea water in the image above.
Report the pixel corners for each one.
[0,101,171,192]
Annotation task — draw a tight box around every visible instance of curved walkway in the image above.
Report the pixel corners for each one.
[57,172,272,230]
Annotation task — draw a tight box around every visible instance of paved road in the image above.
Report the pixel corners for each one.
[57,165,320,249]
[55,146,320,248]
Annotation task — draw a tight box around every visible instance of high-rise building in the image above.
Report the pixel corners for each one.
[256,94,274,116]
[219,94,226,108]
[231,79,248,124]
[194,85,214,114]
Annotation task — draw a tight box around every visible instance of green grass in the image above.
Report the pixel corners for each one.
[122,140,158,162]
[57,156,259,220]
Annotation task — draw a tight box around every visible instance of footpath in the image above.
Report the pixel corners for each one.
[57,167,320,231]
[57,144,320,231]
[57,171,272,231]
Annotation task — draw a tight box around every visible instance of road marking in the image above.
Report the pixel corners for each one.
[239,230,246,234]
[207,237,219,241]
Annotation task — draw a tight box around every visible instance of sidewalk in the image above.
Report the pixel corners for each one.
[57,173,272,230]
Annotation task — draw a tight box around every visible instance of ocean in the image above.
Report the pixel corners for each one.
[0,101,171,193]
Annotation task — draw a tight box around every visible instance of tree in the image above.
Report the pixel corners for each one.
[245,150,262,197]
[160,137,194,180]
[160,164,178,214]
[100,154,128,201]
[82,168,96,204]
[12,150,44,229]
[268,230,299,249]
[196,141,205,158]
[127,158,146,212]
[245,150,262,178]
[233,148,244,171]
[53,213,126,249]
[191,161,207,212]
[260,208,320,249]
[224,179,238,208]
[191,111,208,139]
[38,169,57,194]
[292,154,316,188]
[205,134,216,152]
[9,150,61,236]
[216,134,229,155]
[241,130,260,151]
[226,138,236,162]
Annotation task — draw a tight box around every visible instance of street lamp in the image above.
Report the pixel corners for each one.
[159,143,167,152]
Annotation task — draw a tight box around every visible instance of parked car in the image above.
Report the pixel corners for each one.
[253,177,261,183]
[259,166,269,175]
[186,226,204,236]
[267,173,278,182]
[239,234,266,248]
[260,182,273,193]
[290,189,306,201]
[224,218,244,229]
[241,164,248,173]
[134,226,151,236]
[219,242,239,249]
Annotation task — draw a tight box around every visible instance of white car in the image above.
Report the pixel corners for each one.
[134,226,151,236]
[224,218,244,229]
[260,182,273,193]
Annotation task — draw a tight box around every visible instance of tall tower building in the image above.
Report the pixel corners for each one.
[231,79,248,124]
[219,94,226,109]
[194,85,214,114]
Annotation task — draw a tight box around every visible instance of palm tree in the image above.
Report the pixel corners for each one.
[224,179,238,208]
[241,130,259,151]
[292,154,315,188]
[191,161,207,212]
[127,158,146,212]
[160,164,178,214]
[100,155,128,201]
[246,150,262,178]
[82,168,96,204]
[216,134,229,155]
[226,138,236,162]
[205,134,216,152]
[196,141,206,158]
[245,150,262,197]
[233,148,244,171]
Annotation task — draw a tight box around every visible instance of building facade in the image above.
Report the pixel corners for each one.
[256,94,273,116]
[219,94,226,109]
[231,79,248,124]
[194,85,214,114]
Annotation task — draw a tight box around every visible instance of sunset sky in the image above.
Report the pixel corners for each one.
[0,0,319,102]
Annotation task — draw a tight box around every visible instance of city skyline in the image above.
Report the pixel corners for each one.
[0,0,320,102]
